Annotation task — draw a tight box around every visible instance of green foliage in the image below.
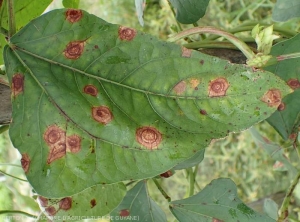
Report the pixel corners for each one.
[272,0,300,22]
[62,0,80,9]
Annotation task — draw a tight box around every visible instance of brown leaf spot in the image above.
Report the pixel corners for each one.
[21,153,30,173]
[65,9,83,23]
[289,133,297,140]
[44,125,66,164]
[92,106,113,125]
[287,78,300,90]
[212,218,224,222]
[12,73,24,97]
[83,84,98,96]
[200,60,204,65]
[45,206,57,216]
[181,47,192,58]
[208,77,229,97]
[277,102,285,111]
[200,109,207,115]
[118,26,136,41]
[136,126,162,149]
[90,199,97,208]
[160,170,173,178]
[189,78,200,89]
[38,196,48,207]
[66,134,81,153]
[119,209,130,217]
[59,197,72,211]
[173,81,186,95]
[261,89,282,107]
[64,41,85,59]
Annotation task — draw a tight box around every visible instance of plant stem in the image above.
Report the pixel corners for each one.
[0,27,8,37]
[188,168,194,196]
[152,178,171,202]
[7,0,16,39]
[168,26,255,60]
[0,163,21,167]
[0,169,27,182]
[166,0,183,32]
[0,210,37,219]
[278,171,300,221]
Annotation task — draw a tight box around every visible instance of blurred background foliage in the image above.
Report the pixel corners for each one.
[1,0,300,221]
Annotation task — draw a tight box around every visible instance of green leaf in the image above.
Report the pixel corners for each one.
[169,0,210,24]
[263,198,278,220]
[249,127,297,175]
[0,0,52,64]
[169,178,275,222]
[272,0,300,22]
[173,149,205,170]
[62,0,80,9]
[38,183,126,221]
[110,181,166,222]
[4,9,291,198]
[135,0,145,27]
[265,34,300,140]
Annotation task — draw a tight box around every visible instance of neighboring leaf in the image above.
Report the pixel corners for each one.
[0,0,52,64]
[4,9,291,198]
[110,181,166,222]
[170,178,275,222]
[265,34,300,140]
[272,0,300,22]
[38,183,126,221]
[173,149,205,170]
[169,0,210,24]
[62,0,80,9]
[135,0,145,27]
[263,198,278,220]
[249,127,297,176]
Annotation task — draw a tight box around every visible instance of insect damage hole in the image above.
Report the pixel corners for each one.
[21,153,30,173]
[83,84,98,96]
[65,9,83,23]
[66,134,81,153]
[12,73,24,97]
[92,106,113,124]
[64,40,85,59]
[136,126,162,149]
[261,89,282,107]
[118,26,136,41]
[208,77,229,97]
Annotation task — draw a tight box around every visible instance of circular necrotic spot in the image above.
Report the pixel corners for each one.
[66,135,81,153]
[208,77,229,97]
[277,102,285,111]
[287,78,300,90]
[21,153,30,173]
[64,41,85,59]
[90,199,97,208]
[92,106,113,125]
[38,196,48,207]
[118,26,136,41]
[83,85,98,96]
[136,126,162,149]
[200,109,207,115]
[160,170,173,178]
[181,47,192,58]
[12,73,24,96]
[261,89,282,107]
[119,209,130,217]
[65,9,83,23]
[59,197,72,211]
[173,81,186,95]
[45,206,57,216]
[44,125,64,145]
[47,142,66,164]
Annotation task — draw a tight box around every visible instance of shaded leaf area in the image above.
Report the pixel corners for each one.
[0,0,52,64]
[169,0,210,24]
[249,127,297,175]
[37,183,126,221]
[272,0,300,22]
[4,9,291,197]
[169,178,275,222]
[173,149,205,170]
[110,181,166,222]
[265,34,300,140]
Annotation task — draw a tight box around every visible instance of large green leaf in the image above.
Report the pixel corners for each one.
[265,34,300,140]
[38,183,126,221]
[169,0,210,24]
[272,0,300,22]
[0,0,52,64]
[4,9,291,198]
[170,178,275,222]
[110,181,166,222]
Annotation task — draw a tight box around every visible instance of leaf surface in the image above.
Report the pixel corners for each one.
[4,9,291,197]
[110,181,166,222]
[169,178,275,222]
[272,0,300,22]
[169,0,210,24]
[265,34,300,139]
